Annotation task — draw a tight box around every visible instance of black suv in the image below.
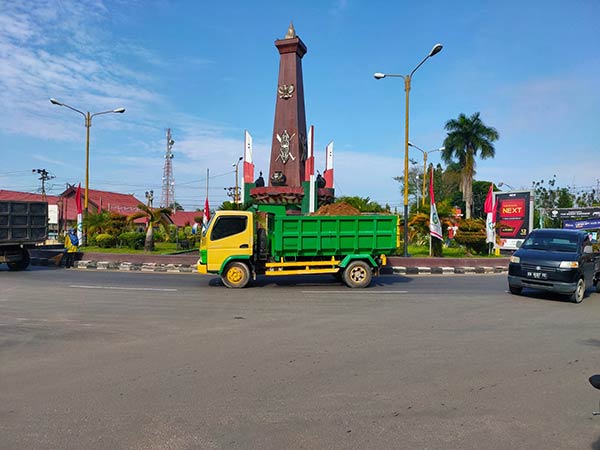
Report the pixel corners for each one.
[508,229,600,303]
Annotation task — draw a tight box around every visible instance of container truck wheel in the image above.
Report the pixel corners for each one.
[7,249,30,271]
[342,261,372,288]
[221,262,250,288]
[569,278,585,304]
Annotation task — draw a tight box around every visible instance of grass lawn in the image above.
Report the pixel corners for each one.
[79,242,197,255]
[406,244,503,258]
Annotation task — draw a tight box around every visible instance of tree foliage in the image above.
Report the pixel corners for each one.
[127,204,173,251]
[83,210,128,238]
[532,176,574,228]
[442,112,499,219]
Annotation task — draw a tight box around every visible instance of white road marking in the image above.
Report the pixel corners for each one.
[69,285,178,292]
[300,290,408,294]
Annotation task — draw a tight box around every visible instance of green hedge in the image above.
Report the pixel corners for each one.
[118,232,145,249]
[96,233,117,248]
[455,219,487,255]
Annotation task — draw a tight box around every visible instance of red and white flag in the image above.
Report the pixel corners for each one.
[429,168,442,240]
[484,183,496,244]
[203,197,211,229]
[242,131,254,203]
[323,141,334,188]
[75,183,82,246]
[306,126,316,213]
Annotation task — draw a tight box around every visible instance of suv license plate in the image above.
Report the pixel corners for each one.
[527,271,547,279]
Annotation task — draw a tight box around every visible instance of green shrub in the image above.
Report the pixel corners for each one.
[118,231,145,249]
[455,219,487,255]
[153,227,166,242]
[96,233,116,248]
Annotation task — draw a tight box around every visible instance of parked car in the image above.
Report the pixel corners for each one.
[508,228,600,303]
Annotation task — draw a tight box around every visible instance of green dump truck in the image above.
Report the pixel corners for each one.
[0,200,48,271]
[197,210,399,288]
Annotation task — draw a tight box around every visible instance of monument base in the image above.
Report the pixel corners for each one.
[248,184,334,215]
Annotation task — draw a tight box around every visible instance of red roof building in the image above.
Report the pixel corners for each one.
[169,211,203,228]
[0,190,59,203]
[0,188,201,230]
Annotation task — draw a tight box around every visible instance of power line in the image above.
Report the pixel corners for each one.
[32,168,55,201]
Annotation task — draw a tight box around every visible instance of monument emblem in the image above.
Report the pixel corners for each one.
[276,130,296,164]
[278,84,295,99]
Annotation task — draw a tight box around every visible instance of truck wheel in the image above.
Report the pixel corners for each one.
[509,285,522,295]
[595,281,600,294]
[343,261,372,288]
[7,249,30,271]
[221,262,250,289]
[570,278,585,303]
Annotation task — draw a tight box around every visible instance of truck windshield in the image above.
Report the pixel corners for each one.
[521,233,579,252]
[210,216,247,241]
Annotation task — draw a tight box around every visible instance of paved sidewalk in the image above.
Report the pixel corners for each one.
[30,250,509,275]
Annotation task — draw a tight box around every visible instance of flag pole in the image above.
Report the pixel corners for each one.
[429,232,432,256]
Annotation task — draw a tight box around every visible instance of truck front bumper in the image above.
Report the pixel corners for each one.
[508,275,577,295]
[197,260,208,274]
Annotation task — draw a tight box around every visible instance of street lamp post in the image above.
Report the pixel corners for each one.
[50,98,125,216]
[145,190,154,208]
[415,174,420,211]
[374,43,443,257]
[409,142,445,206]
[498,182,515,191]
[232,156,243,208]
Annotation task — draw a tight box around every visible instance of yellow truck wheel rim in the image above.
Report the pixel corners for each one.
[227,266,244,283]
[349,266,367,282]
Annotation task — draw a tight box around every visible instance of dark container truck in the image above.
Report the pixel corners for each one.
[197,210,399,288]
[0,200,48,270]
[508,228,600,303]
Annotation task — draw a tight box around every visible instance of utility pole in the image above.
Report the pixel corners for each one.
[32,169,55,201]
[161,128,175,209]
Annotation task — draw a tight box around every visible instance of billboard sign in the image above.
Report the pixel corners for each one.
[493,191,534,250]
[563,218,600,230]
[550,207,600,220]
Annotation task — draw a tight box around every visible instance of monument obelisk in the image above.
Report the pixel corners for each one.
[268,23,307,187]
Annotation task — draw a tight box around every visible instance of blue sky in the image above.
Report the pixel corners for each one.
[1,0,599,210]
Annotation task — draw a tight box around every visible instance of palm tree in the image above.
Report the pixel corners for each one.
[442,112,499,219]
[127,204,172,251]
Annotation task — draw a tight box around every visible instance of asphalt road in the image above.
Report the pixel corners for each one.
[1,267,600,450]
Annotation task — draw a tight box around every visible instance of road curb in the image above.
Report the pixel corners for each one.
[30,252,508,275]
[30,260,509,275]
[387,265,507,275]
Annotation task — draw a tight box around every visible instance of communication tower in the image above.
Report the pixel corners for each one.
[160,128,175,208]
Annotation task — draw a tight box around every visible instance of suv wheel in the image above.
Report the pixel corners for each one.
[509,285,522,295]
[570,278,585,304]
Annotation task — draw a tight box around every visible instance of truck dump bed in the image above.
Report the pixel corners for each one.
[0,201,48,244]
[269,214,398,259]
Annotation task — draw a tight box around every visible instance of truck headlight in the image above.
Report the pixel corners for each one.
[559,261,578,268]
[510,255,520,264]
